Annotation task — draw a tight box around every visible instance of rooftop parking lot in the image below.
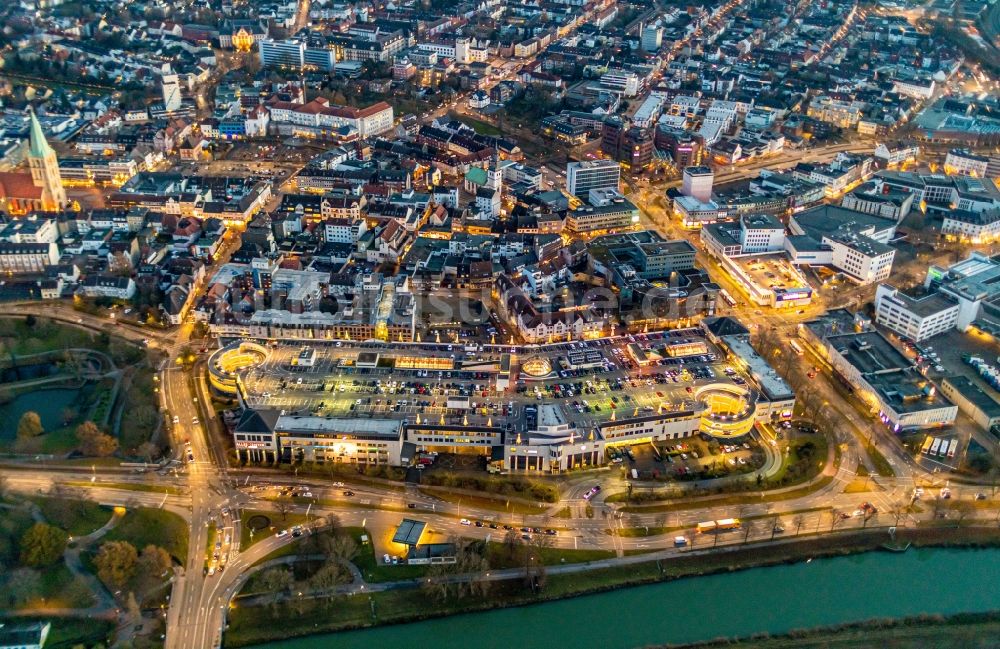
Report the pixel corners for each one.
[230,330,767,434]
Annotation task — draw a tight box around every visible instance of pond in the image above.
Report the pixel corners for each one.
[0,388,82,438]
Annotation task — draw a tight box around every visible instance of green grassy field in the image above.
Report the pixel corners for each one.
[103,507,188,561]
[30,497,112,537]
[452,114,503,136]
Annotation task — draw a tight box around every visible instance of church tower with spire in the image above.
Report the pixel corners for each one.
[27,109,67,212]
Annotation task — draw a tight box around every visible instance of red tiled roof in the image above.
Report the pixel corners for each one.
[0,172,42,201]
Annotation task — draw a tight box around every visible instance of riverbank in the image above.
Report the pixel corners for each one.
[226,526,1000,648]
[663,611,1000,649]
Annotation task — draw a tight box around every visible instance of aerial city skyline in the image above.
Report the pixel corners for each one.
[0,0,999,646]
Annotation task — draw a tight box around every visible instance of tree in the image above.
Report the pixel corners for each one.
[19,522,68,567]
[17,411,43,439]
[320,514,341,535]
[61,406,80,425]
[95,540,138,590]
[829,509,845,532]
[929,494,948,521]
[503,529,520,556]
[76,421,118,457]
[41,483,83,530]
[953,500,975,528]
[742,520,756,545]
[274,500,291,521]
[770,515,782,540]
[133,544,172,597]
[792,514,806,536]
[422,537,492,601]
[328,534,358,563]
[136,442,160,464]
[309,562,349,590]
[888,500,907,527]
[258,567,293,609]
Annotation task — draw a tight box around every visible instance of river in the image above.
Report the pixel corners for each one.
[252,547,1000,649]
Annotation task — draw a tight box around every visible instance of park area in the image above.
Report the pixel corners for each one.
[0,483,188,648]
[0,316,163,460]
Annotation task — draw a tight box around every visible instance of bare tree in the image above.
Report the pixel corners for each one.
[829,509,845,532]
[422,537,492,601]
[524,534,553,592]
[770,515,782,540]
[321,513,342,534]
[258,567,293,610]
[929,495,948,521]
[792,514,806,536]
[274,500,291,521]
[742,520,756,545]
[888,501,907,527]
[953,500,974,528]
[503,529,520,556]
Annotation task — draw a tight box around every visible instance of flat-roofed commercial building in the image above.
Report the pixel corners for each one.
[274,416,402,464]
[940,376,1000,432]
[565,190,639,234]
[803,325,956,432]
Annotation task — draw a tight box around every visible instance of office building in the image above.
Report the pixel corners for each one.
[873,252,1000,340]
[566,159,621,199]
[162,74,182,112]
[641,24,663,51]
[874,285,960,342]
[565,189,639,234]
[682,166,714,203]
[259,39,306,68]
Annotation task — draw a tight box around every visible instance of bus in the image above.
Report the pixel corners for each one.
[920,436,934,455]
[697,519,741,533]
[720,289,737,307]
[946,439,958,458]
[930,438,942,456]
[789,340,804,356]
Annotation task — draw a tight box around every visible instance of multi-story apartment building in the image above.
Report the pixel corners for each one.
[0,241,59,274]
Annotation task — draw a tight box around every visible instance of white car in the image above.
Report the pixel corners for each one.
[172,416,179,424]
[460,518,471,525]
[276,530,289,538]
